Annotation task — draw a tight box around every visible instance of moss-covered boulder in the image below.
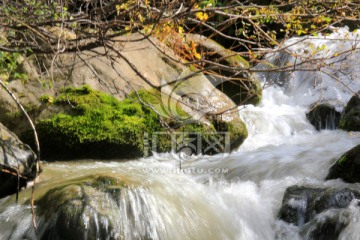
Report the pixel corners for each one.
[31,86,163,159]
[339,91,360,132]
[1,33,249,159]
[0,123,37,198]
[306,103,341,130]
[29,85,246,160]
[326,145,360,183]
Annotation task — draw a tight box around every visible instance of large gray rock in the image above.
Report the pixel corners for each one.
[5,33,244,127]
[0,33,249,159]
[0,123,37,198]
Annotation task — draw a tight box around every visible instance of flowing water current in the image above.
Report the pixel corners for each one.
[0,28,360,240]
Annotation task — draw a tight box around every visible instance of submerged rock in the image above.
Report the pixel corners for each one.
[306,103,341,130]
[0,165,240,240]
[36,175,129,240]
[339,91,360,132]
[0,123,37,198]
[278,185,360,239]
[326,144,360,183]
[278,186,325,226]
[300,209,351,240]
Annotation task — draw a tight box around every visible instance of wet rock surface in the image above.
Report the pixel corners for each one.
[326,144,360,183]
[278,185,360,239]
[35,174,132,240]
[339,91,360,132]
[306,103,341,130]
[0,123,37,198]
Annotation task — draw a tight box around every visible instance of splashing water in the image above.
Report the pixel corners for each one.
[1,28,360,240]
[257,27,360,110]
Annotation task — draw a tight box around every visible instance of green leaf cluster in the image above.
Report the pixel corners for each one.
[0,51,28,82]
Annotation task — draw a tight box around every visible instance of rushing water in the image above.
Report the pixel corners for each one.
[1,28,360,240]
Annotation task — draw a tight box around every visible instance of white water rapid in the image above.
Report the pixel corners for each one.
[1,28,360,240]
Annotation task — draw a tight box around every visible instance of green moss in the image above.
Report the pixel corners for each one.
[339,107,360,131]
[250,78,262,105]
[225,118,248,149]
[338,155,347,166]
[326,145,360,183]
[40,94,54,103]
[37,85,163,159]
[223,49,249,68]
[3,111,21,121]
[34,85,248,159]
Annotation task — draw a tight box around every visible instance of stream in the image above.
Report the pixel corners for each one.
[0,28,360,240]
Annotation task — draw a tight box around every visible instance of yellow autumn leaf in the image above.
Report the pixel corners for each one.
[190,42,201,59]
[116,5,121,15]
[195,12,208,21]
[203,13,209,21]
[190,42,197,51]
[116,4,128,15]
[138,13,145,23]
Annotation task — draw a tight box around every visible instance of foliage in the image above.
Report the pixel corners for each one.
[1,1,358,60]
[0,1,358,89]
[0,52,28,81]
